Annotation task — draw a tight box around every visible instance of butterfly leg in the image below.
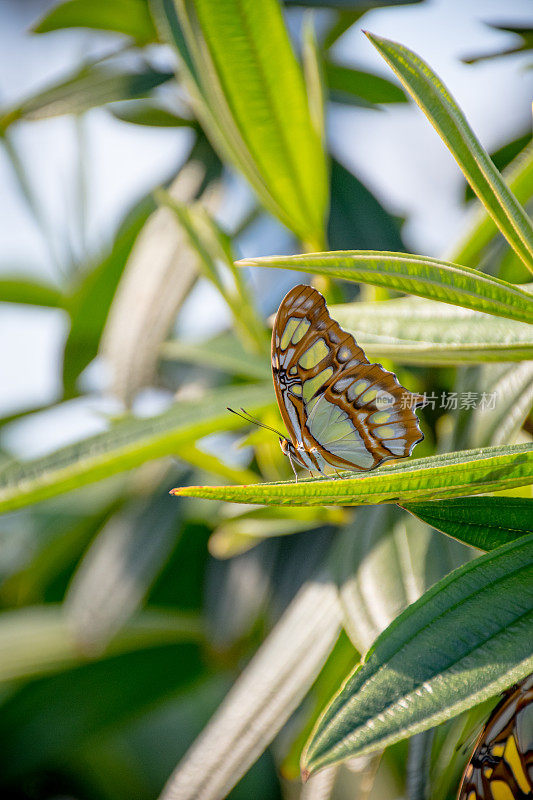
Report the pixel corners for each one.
[288,453,299,482]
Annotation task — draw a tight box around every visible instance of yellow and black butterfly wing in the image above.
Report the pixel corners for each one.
[458,674,533,800]
[271,284,424,472]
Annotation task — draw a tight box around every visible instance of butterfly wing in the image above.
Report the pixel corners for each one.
[272,284,423,472]
[457,674,533,800]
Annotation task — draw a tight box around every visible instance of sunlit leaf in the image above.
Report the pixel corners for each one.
[302,13,326,146]
[403,497,533,552]
[101,137,223,402]
[366,32,533,273]
[332,506,469,653]
[0,276,66,308]
[455,361,533,447]
[237,251,533,323]
[170,443,533,507]
[159,577,342,800]
[301,534,533,777]
[158,192,268,354]
[0,382,274,515]
[332,295,533,364]
[32,0,158,44]
[0,63,174,130]
[462,132,531,201]
[65,489,186,651]
[152,0,328,247]
[446,142,533,269]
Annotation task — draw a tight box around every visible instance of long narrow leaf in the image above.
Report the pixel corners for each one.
[447,142,533,268]
[366,32,533,273]
[161,334,271,380]
[331,296,533,364]
[32,0,158,45]
[0,382,274,515]
[0,64,174,130]
[0,606,202,684]
[302,534,533,777]
[65,491,186,651]
[333,506,469,654]
[0,277,66,308]
[170,443,533,506]
[159,577,342,800]
[237,251,533,323]
[157,192,268,353]
[403,497,533,552]
[152,0,328,247]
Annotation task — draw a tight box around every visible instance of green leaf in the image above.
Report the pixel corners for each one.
[0,276,66,308]
[109,99,196,127]
[331,296,533,364]
[446,142,533,269]
[333,506,469,653]
[281,631,358,780]
[65,490,187,650]
[0,382,274,515]
[159,577,342,800]
[403,497,533,552]
[209,505,343,558]
[63,191,156,395]
[454,361,533,448]
[462,22,533,64]
[325,61,407,106]
[237,251,533,324]
[301,534,533,777]
[100,136,223,403]
[161,333,271,380]
[462,132,532,202]
[157,193,268,353]
[0,605,202,684]
[32,0,158,45]
[366,32,533,273]
[152,0,328,247]
[0,63,174,130]
[302,13,326,146]
[170,443,533,507]
[284,0,424,6]
[327,160,405,251]
[0,640,204,780]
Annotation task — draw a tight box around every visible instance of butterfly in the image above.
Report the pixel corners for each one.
[231,284,423,479]
[457,673,533,800]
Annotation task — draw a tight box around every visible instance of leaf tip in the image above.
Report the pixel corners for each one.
[169,488,180,496]
[301,768,310,784]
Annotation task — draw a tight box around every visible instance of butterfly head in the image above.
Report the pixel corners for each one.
[279,437,294,458]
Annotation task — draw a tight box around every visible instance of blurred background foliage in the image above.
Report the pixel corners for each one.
[0,0,532,799]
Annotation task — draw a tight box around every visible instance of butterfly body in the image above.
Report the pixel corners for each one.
[272,284,423,477]
[457,674,533,800]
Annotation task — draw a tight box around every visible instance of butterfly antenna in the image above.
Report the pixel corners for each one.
[227,407,285,438]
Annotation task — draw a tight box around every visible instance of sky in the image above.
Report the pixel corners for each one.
[0,0,532,455]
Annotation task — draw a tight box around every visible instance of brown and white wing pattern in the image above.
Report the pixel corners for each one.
[272,284,424,472]
[457,674,533,800]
